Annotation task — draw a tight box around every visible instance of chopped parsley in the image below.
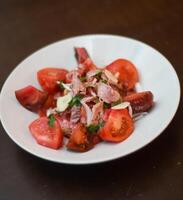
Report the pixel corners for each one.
[80,76,87,82]
[59,81,65,90]
[111,100,122,107]
[103,102,111,109]
[69,95,82,107]
[48,114,56,127]
[94,71,102,80]
[94,98,100,104]
[101,79,107,84]
[87,122,105,134]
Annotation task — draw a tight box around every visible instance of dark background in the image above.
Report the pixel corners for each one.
[0,0,183,199]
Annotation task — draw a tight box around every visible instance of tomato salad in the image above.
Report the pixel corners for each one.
[15,47,154,152]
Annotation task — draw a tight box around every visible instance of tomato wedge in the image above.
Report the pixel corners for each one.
[74,47,89,64]
[106,59,139,89]
[37,68,68,93]
[66,123,92,152]
[88,134,102,146]
[38,94,57,117]
[123,91,154,113]
[78,58,97,76]
[15,85,48,112]
[99,109,134,142]
[29,117,63,149]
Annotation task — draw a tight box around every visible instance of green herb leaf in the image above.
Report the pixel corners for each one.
[87,122,105,134]
[100,121,105,127]
[48,114,56,127]
[101,79,107,84]
[80,76,87,82]
[103,102,111,109]
[94,71,102,80]
[111,100,122,107]
[87,124,100,134]
[69,95,82,107]
[94,98,100,104]
[59,81,64,90]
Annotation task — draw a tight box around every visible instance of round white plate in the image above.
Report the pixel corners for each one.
[0,34,180,164]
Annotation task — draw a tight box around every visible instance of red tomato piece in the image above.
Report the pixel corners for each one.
[15,85,48,112]
[37,109,46,118]
[77,58,97,76]
[99,109,134,142]
[88,134,102,146]
[123,91,154,113]
[38,94,56,117]
[66,123,92,152]
[37,68,68,93]
[106,59,139,89]
[74,47,89,64]
[29,117,63,149]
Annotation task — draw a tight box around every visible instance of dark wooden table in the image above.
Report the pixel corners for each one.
[0,0,183,199]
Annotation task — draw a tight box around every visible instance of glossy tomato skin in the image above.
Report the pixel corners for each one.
[15,85,48,112]
[74,47,89,64]
[77,58,97,76]
[99,109,134,142]
[66,123,92,152]
[88,134,102,146]
[29,117,63,149]
[123,91,154,113]
[37,68,68,93]
[106,59,139,89]
[38,94,57,117]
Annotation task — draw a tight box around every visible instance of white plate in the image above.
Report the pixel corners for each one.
[0,34,180,164]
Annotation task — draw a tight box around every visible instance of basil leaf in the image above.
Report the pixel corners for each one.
[48,114,56,127]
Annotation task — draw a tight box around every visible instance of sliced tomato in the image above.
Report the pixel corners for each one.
[15,85,48,112]
[88,134,102,146]
[74,47,89,64]
[37,68,68,93]
[38,94,56,117]
[123,91,153,113]
[43,94,56,108]
[106,59,139,89]
[99,109,134,142]
[77,58,97,76]
[29,117,63,149]
[66,123,92,152]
